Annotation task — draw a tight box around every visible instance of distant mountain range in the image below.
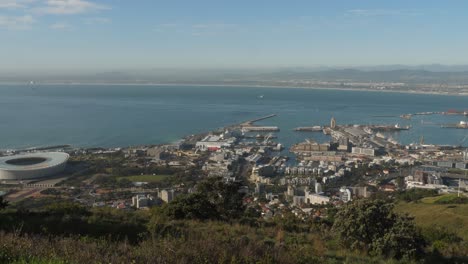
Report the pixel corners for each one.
[254,69,468,84]
[1,65,468,85]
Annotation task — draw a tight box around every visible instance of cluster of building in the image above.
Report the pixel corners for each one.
[202,151,240,179]
[1,113,467,221]
[131,189,178,209]
[195,132,238,152]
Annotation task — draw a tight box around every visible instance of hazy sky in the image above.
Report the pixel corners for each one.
[1,0,468,72]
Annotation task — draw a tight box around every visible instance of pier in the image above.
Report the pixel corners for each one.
[241,114,277,126]
[370,124,410,132]
[294,126,323,132]
[239,114,279,132]
[441,121,468,129]
[242,126,280,132]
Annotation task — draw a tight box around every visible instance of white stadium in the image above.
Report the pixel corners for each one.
[0,152,69,180]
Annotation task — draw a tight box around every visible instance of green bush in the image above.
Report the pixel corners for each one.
[395,189,438,202]
[332,199,425,259]
[433,195,468,204]
[158,177,246,221]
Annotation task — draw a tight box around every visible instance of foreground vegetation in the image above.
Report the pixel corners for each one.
[0,183,467,264]
[0,222,418,264]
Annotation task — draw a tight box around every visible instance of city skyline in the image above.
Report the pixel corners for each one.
[1,0,468,73]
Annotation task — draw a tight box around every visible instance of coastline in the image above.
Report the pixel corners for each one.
[0,82,467,97]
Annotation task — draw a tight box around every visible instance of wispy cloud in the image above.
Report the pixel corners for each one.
[154,22,239,36]
[84,17,110,24]
[35,0,109,15]
[347,9,421,17]
[0,0,111,30]
[0,0,35,9]
[191,23,238,36]
[0,14,34,30]
[50,21,70,29]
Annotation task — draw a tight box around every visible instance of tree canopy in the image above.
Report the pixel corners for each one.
[159,177,245,221]
[332,199,424,259]
[0,196,7,210]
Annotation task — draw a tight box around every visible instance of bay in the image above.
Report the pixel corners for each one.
[0,84,467,150]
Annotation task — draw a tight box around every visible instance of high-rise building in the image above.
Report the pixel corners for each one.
[330,117,336,129]
[160,189,175,203]
[339,187,352,202]
[315,182,323,194]
[132,194,153,209]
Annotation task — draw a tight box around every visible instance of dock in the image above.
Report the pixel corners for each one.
[370,125,410,132]
[241,134,277,139]
[294,126,323,132]
[441,125,468,129]
[241,114,277,126]
[242,126,280,132]
[239,114,279,132]
[414,112,439,115]
[441,121,468,129]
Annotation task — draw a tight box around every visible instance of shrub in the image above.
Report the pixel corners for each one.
[332,199,425,259]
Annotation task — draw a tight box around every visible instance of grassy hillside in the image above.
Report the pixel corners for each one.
[0,220,405,264]
[395,195,468,240]
[2,183,467,263]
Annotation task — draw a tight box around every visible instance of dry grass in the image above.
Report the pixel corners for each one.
[395,201,468,240]
[0,221,400,264]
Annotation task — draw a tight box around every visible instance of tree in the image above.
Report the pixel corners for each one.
[162,193,219,220]
[332,199,424,259]
[194,177,245,220]
[159,177,246,221]
[396,189,438,202]
[274,212,306,232]
[0,196,7,210]
[371,214,425,259]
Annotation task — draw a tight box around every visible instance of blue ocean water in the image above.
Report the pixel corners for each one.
[0,84,467,150]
